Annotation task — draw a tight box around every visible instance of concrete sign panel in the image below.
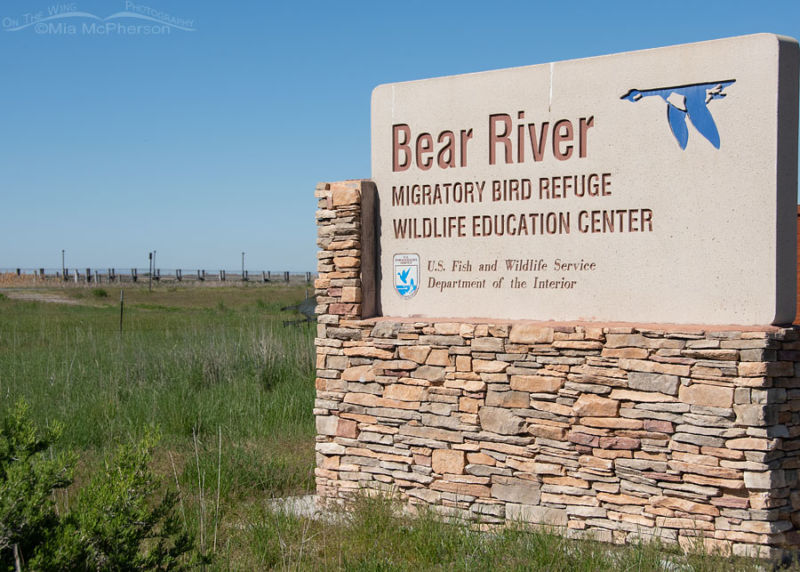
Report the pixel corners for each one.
[371,34,798,325]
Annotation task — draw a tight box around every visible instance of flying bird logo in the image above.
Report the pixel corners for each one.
[621,80,735,150]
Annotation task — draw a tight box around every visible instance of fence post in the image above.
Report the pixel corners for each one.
[284,271,289,283]
[132,268,138,282]
[74,269,79,283]
[306,271,311,283]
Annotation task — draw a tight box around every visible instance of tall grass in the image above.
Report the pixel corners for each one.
[0,290,315,448]
[0,286,317,564]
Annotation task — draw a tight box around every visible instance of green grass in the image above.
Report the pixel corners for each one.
[0,286,315,448]
[0,284,316,564]
[240,492,779,571]
[0,285,793,569]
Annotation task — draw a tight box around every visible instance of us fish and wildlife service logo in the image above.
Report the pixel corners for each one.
[393,253,419,298]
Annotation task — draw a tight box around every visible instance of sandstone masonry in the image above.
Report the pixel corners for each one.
[315,180,800,559]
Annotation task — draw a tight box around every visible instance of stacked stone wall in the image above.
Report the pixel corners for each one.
[315,180,800,558]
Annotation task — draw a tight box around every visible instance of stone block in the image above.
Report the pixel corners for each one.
[574,394,620,417]
[509,325,554,344]
[643,419,673,432]
[580,417,642,429]
[734,404,778,426]
[456,355,472,372]
[473,359,509,373]
[426,349,451,366]
[340,287,362,303]
[744,470,787,489]
[597,437,640,450]
[432,449,466,475]
[398,346,432,363]
[478,407,525,435]
[530,424,567,440]
[343,392,379,407]
[510,375,563,392]
[326,355,348,370]
[530,400,574,417]
[678,384,733,408]
[371,321,400,338]
[609,389,675,403]
[430,480,490,498]
[316,415,339,436]
[459,397,480,413]
[602,347,649,359]
[420,335,465,346]
[342,365,376,382]
[467,452,496,466]
[331,187,360,206]
[627,372,679,395]
[471,337,505,352]
[336,418,359,438]
[507,504,568,526]
[492,481,541,504]
[333,256,360,269]
[413,365,446,382]
[344,346,394,359]
[316,442,346,455]
[434,322,461,335]
[486,390,529,408]
[384,384,426,402]
[605,334,646,348]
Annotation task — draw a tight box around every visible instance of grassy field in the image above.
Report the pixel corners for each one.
[0,284,317,566]
[0,285,794,570]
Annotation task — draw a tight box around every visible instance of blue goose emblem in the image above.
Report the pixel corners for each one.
[621,80,735,149]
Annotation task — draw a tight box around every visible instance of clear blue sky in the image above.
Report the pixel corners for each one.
[2,0,799,271]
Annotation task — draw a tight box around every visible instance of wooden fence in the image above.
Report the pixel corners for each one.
[0,268,316,286]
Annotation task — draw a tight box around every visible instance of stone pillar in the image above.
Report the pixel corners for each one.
[314,181,372,330]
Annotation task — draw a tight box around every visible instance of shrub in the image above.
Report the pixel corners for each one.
[90,288,108,298]
[47,429,200,570]
[0,400,74,570]
[0,402,200,570]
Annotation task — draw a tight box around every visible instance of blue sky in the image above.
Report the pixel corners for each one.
[2,0,800,272]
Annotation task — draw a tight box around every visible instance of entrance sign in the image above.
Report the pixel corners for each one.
[371,34,798,325]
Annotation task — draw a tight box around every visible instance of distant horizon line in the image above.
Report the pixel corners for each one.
[1,267,318,274]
